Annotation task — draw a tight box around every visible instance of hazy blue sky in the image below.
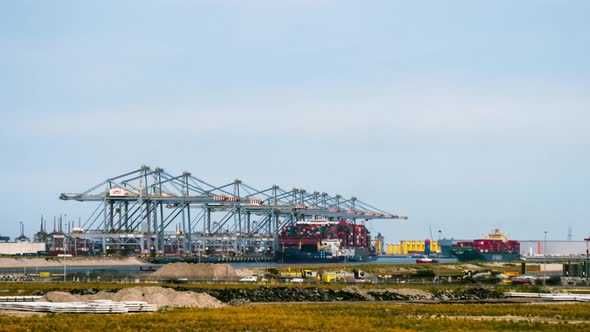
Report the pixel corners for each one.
[1,1,589,243]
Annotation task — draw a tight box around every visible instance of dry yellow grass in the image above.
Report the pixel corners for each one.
[1,302,589,331]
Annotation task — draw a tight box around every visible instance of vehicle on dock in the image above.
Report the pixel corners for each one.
[239,275,258,282]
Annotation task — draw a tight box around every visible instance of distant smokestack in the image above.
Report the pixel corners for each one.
[53,216,56,233]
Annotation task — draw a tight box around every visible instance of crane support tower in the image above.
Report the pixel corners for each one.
[59,165,406,256]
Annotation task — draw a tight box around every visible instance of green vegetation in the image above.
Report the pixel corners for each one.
[1,303,589,331]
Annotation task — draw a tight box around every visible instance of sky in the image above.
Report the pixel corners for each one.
[1,1,589,243]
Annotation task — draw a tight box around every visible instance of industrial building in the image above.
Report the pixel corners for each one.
[0,242,45,255]
[437,238,588,259]
[520,240,587,258]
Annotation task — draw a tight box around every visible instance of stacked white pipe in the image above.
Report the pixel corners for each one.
[504,292,590,302]
[0,299,157,313]
[0,296,43,302]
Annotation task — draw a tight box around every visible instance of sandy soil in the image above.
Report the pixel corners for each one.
[0,256,144,268]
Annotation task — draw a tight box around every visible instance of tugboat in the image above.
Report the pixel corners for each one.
[416,239,438,263]
[416,256,438,264]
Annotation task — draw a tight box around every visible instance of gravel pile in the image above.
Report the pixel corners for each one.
[40,287,224,308]
[150,263,237,280]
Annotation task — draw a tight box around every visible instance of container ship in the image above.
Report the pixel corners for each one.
[450,229,520,262]
[277,219,376,263]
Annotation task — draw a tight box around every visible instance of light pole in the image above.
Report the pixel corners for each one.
[437,230,442,255]
[64,236,67,283]
[584,237,590,285]
[19,222,26,276]
[437,230,442,284]
[19,238,24,276]
[543,231,547,286]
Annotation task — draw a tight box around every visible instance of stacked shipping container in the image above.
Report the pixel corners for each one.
[278,220,371,249]
[455,239,520,254]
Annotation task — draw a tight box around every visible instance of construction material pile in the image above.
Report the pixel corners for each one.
[150,262,238,280]
[0,300,156,313]
[505,292,590,302]
[39,287,224,308]
[0,296,42,302]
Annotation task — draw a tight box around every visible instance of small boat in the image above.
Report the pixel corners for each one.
[416,257,438,264]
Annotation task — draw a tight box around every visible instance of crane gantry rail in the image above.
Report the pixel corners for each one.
[60,165,406,255]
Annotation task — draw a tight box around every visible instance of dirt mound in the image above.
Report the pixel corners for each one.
[112,287,224,308]
[42,287,224,308]
[40,292,81,302]
[150,263,237,280]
